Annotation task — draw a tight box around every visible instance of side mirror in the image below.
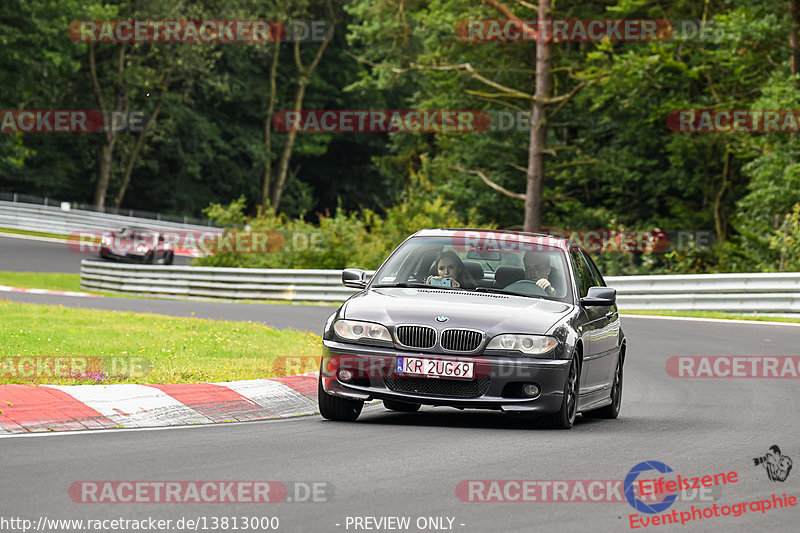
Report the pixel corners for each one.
[342,269,367,289]
[581,286,616,306]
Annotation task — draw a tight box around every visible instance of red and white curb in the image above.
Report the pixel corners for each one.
[0,285,100,298]
[0,373,319,434]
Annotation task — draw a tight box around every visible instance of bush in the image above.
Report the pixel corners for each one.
[195,172,481,270]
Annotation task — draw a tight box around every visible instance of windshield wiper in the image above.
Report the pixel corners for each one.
[474,286,546,299]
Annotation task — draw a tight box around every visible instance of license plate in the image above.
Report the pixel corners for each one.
[396,357,474,379]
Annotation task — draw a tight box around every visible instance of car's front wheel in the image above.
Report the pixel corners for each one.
[383,399,421,412]
[156,251,174,265]
[318,378,363,421]
[544,355,580,429]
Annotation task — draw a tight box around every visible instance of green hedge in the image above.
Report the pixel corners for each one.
[195,178,483,270]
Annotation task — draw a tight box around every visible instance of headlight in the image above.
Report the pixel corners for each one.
[333,320,392,344]
[486,334,558,355]
[101,236,112,246]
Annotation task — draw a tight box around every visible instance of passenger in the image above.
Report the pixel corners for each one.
[522,251,560,296]
[426,251,476,289]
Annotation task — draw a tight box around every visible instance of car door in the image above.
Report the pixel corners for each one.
[569,248,602,392]
[580,250,621,395]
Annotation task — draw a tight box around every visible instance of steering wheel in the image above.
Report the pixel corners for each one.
[503,279,549,296]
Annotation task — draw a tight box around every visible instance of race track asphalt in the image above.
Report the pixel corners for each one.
[0,235,193,274]
[0,290,333,332]
[2,234,799,532]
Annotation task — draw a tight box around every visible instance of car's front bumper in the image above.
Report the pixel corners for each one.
[320,340,571,415]
[99,248,149,262]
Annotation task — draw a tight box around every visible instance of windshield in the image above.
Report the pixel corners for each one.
[371,234,573,303]
[117,230,157,244]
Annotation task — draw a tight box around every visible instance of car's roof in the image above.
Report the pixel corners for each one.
[410,228,572,251]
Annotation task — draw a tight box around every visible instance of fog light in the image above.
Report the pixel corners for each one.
[338,369,354,382]
[522,384,540,397]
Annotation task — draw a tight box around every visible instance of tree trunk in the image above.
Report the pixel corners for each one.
[272,77,307,210]
[713,150,730,244]
[95,141,115,210]
[271,0,335,212]
[523,0,551,231]
[90,42,127,210]
[790,0,799,77]
[262,42,281,211]
[789,1,798,165]
[114,92,165,208]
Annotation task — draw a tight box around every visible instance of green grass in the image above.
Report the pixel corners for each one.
[621,309,800,323]
[0,270,342,305]
[0,271,82,292]
[0,227,76,241]
[0,301,322,385]
[0,270,148,298]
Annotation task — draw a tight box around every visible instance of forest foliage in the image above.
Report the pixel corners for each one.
[2,0,800,272]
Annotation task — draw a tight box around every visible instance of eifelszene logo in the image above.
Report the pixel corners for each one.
[624,461,735,514]
[753,445,793,482]
[625,461,678,514]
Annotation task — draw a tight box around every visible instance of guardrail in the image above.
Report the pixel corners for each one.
[0,199,219,237]
[80,260,374,302]
[608,272,800,312]
[79,260,800,312]
[0,192,213,226]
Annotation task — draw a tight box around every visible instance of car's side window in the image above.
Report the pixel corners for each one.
[581,251,605,288]
[569,250,593,299]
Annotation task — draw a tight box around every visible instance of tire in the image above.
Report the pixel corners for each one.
[383,399,421,412]
[584,354,623,419]
[544,355,580,429]
[156,252,174,265]
[318,378,363,421]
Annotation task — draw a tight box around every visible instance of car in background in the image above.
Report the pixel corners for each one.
[318,228,625,429]
[99,228,174,265]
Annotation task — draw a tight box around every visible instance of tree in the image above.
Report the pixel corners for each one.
[345,0,589,230]
[85,1,216,210]
[260,0,336,212]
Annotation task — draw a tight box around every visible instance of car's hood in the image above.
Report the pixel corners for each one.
[341,287,573,334]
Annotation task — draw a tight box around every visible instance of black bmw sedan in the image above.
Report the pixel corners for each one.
[318,228,625,429]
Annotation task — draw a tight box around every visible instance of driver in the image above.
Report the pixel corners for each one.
[522,252,559,297]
